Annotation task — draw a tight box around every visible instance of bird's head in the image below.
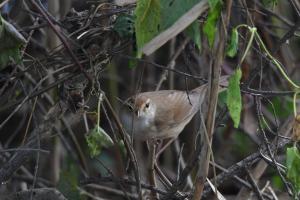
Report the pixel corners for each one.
[129,96,156,120]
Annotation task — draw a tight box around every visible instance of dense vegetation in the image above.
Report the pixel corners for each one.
[0,0,300,199]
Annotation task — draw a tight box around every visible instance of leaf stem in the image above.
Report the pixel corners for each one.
[236,24,300,116]
[236,25,256,67]
[255,33,300,89]
[293,92,299,117]
[97,93,103,131]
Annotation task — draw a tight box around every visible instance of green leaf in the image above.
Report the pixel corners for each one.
[85,126,114,158]
[134,0,161,52]
[262,0,278,7]
[286,147,300,197]
[0,47,22,68]
[208,0,221,9]
[134,0,203,55]
[184,21,201,51]
[226,68,242,128]
[0,16,26,69]
[57,158,83,200]
[160,0,202,31]
[271,175,284,190]
[203,2,222,48]
[226,28,239,57]
[113,14,135,38]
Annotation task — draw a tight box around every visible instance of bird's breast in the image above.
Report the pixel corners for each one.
[131,116,156,139]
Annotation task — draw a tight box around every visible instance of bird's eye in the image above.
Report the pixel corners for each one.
[145,102,150,108]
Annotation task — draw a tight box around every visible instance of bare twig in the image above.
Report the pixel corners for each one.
[202,139,291,197]
[85,183,138,199]
[29,0,92,83]
[236,114,294,199]
[2,188,67,200]
[246,168,264,200]
[81,176,170,196]
[0,0,11,8]
[0,137,44,183]
[0,65,75,129]
[193,0,232,198]
[148,141,158,199]
[103,95,143,199]
[30,103,41,200]
[155,38,190,91]
[273,17,300,53]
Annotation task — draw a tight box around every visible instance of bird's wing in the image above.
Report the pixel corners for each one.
[146,86,207,131]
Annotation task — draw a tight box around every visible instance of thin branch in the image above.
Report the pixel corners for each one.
[28,0,92,83]
[246,168,264,200]
[155,38,190,91]
[202,139,291,197]
[193,0,232,198]
[103,95,143,199]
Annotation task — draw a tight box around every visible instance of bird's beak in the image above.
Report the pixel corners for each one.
[134,109,140,117]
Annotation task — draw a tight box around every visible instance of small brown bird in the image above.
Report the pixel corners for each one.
[127,76,228,141]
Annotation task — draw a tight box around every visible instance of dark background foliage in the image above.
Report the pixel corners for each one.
[0,0,299,199]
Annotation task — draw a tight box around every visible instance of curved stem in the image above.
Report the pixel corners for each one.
[293,92,299,117]
[236,24,300,89]
[236,24,300,118]
[255,33,300,89]
[236,26,256,67]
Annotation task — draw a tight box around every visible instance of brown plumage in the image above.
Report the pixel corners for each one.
[127,76,228,141]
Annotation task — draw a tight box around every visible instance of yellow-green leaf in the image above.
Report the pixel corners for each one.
[286,146,300,197]
[208,0,221,9]
[134,0,203,55]
[134,0,161,53]
[203,2,222,48]
[85,126,113,158]
[226,68,242,128]
[226,28,239,57]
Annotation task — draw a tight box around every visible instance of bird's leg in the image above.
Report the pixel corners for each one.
[154,162,172,188]
[152,139,187,198]
[148,139,158,199]
[155,137,176,160]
